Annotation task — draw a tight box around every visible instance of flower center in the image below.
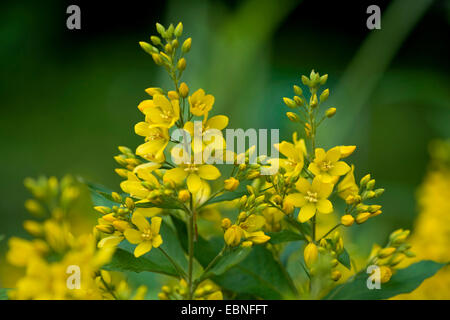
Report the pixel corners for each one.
[304,191,318,203]
[160,109,173,120]
[184,164,199,173]
[141,228,152,241]
[321,160,334,171]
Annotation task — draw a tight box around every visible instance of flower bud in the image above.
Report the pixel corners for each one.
[304,243,319,268]
[224,177,239,191]
[356,212,371,224]
[366,179,376,190]
[96,224,115,234]
[360,174,371,187]
[378,247,396,259]
[282,199,294,214]
[380,266,392,283]
[325,107,336,118]
[94,206,112,214]
[174,22,183,37]
[150,36,161,46]
[151,53,164,66]
[23,220,43,237]
[320,89,329,102]
[293,85,303,96]
[177,58,186,71]
[179,82,189,98]
[310,94,318,108]
[182,38,192,53]
[139,41,154,55]
[113,220,132,232]
[221,218,231,229]
[283,97,297,108]
[331,270,342,281]
[286,112,300,122]
[111,192,123,203]
[224,225,243,247]
[341,214,355,227]
[156,23,165,35]
[241,241,253,248]
[294,96,304,106]
[178,189,190,202]
[319,74,328,85]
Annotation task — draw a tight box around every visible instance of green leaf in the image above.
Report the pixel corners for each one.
[207,247,252,277]
[214,246,297,299]
[325,260,447,300]
[85,181,122,207]
[0,288,10,300]
[104,219,200,278]
[170,215,222,267]
[337,248,351,270]
[268,229,306,244]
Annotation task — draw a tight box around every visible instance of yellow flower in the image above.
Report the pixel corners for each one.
[308,147,350,183]
[285,177,334,222]
[189,89,214,117]
[124,213,163,257]
[135,124,169,162]
[262,207,285,232]
[337,164,359,200]
[275,141,304,177]
[224,225,244,247]
[139,94,180,128]
[163,163,220,194]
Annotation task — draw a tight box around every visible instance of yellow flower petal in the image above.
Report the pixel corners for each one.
[326,147,341,163]
[187,173,202,193]
[285,193,307,207]
[124,229,142,244]
[198,165,221,180]
[308,163,321,176]
[164,167,188,184]
[296,178,311,194]
[152,234,163,248]
[135,207,162,217]
[314,148,326,162]
[278,141,296,160]
[329,161,350,176]
[298,203,316,222]
[132,212,150,232]
[150,217,162,234]
[134,241,152,257]
[316,199,333,214]
[206,115,229,131]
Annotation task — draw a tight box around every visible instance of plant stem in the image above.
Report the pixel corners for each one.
[319,223,342,241]
[196,245,226,284]
[187,210,194,299]
[159,247,187,279]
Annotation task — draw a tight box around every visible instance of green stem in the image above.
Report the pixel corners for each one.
[159,247,187,279]
[319,223,342,241]
[196,245,227,284]
[187,209,194,299]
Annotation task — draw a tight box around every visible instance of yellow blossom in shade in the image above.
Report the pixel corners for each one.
[308,147,350,183]
[337,164,359,200]
[135,124,169,162]
[285,177,334,222]
[163,162,220,194]
[245,231,270,244]
[189,89,214,117]
[124,213,163,257]
[304,242,319,267]
[140,94,180,128]
[262,207,285,232]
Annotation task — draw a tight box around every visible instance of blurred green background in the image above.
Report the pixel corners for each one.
[0,0,449,291]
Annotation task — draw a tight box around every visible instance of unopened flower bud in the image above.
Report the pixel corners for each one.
[178,189,190,202]
[293,85,303,96]
[283,97,297,109]
[360,174,371,187]
[224,177,239,191]
[331,270,342,281]
[182,38,192,53]
[174,22,183,37]
[325,107,336,118]
[221,218,231,229]
[320,89,329,102]
[341,214,355,227]
[179,82,189,98]
[304,243,319,268]
[177,58,186,71]
[378,247,396,259]
[356,212,371,224]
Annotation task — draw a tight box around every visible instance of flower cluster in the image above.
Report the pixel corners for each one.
[5,176,146,300]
